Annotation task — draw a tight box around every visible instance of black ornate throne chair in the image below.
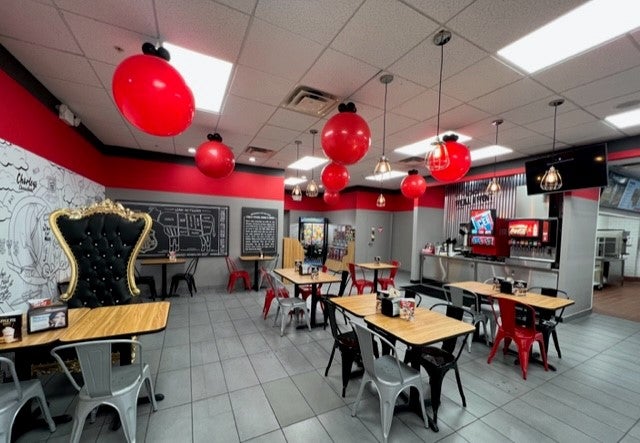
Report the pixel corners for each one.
[49,199,152,308]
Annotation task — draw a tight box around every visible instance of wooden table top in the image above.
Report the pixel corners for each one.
[357,262,398,270]
[273,268,342,285]
[239,255,275,261]
[0,308,90,351]
[60,301,170,342]
[331,294,378,318]
[450,281,575,311]
[140,257,187,265]
[365,307,476,347]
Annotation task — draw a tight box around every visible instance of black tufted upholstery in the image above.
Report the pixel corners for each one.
[50,200,152,308]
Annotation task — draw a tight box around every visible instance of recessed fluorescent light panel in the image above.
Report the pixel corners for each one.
[288,156,328,171]
[365,171,408,181]
[498,0,640,73]
[605,108,640,129]
[284,177,307,186]
[470,145,513,161]
[187,147,196,154]
[394,132,472,156]
[163,42,233,113]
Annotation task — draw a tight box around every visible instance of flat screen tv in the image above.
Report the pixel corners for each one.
[525,143,608,195]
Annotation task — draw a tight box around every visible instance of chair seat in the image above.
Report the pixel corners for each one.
[78,365,145,400]
[335,330,358,349]
[277,298,307,309]
[373,355,421,385]
[420,346,455,368]
[0,380,41,406]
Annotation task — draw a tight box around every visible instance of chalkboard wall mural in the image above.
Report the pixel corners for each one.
[120,201,228,257]
[0,139,105,313]
[241,207,278,255]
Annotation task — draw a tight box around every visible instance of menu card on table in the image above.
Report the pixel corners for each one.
[0,312,22,343]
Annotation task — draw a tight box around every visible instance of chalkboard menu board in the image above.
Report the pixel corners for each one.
[241,207,278,255]
[121,201,228,257]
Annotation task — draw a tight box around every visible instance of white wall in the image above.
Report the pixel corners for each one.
[411,206,445,281]
[597,210,640,277]
[390,210,413,272]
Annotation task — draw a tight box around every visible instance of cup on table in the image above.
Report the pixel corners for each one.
[168,251,176,262]
[2,326,15,343]
[374,256,381,264]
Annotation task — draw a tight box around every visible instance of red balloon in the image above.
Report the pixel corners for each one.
[321,162,350,192]
[195,139,235,179]
[323,191,340,205]
[321,112,371,165]
[401,170,427,199]
[113,54,195,136]
[429,140,471,183]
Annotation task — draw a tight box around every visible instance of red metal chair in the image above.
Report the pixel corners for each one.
[376,260,399,290]
[347,263,375,295]
[225,256,251,293]
[262,270,289,319]
[487,296,548,379]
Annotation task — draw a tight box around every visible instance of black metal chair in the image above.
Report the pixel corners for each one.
[135,267,157,300]
[527,286,569,358]
[169,257,199,297]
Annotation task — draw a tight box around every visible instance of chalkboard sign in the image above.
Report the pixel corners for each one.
[120,201,228,257]
[241,207,278,255]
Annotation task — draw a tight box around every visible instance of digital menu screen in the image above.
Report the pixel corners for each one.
[470,209,496,235]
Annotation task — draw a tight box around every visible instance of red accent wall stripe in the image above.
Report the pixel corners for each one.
[567,187,600,201]
[608,147,640,161]
[417,185,445,208]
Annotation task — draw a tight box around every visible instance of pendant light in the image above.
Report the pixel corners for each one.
[291,140,303,201]
[425,30,452,172]
[305,129,319,197]
[485,119,503,195]
[374,74,393,175]
[540,99,564,192]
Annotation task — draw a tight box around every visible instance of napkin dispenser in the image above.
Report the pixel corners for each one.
[500,280,513,295]
[381,297,400,317]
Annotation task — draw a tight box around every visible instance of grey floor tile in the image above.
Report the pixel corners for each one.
[262,377,315,427]
[145,403,192,443]
[282,417,331,443]
[190,340,220,366]
[192,394,239,443]
[190,308,211,326]
[191,361,228,400]
[229,385,280,441]
[222,355,260,392]
[274,346,315,376]
[158,345,191,372]
[189,323,214,343]
[138,331,165,350]
[233,318,260,335]
[249,351,289,383]
[166,314,188,330]
[295,342,331,369]
[243,429,287,442]
[457,419,513,443]
[228,307,250,320]
[291,370,345,415]
[316,406,378,443]
[216,335,247,359]
[481,408,563,443]
[213,321,238,338]
[155,367,191,410]
[162,327,189,347]
[210,309,232,323]
[239,332,270,355]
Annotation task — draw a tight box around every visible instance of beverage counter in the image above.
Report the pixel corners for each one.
[419,253,559,288]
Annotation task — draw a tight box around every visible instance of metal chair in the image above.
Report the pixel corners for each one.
[50,339,158,443]
[527,286,569,358]
[225,256,251,293]
[169,257,199,296]
[351,323,428,443]
[443,284,490,351]
[267,271,310,336]
[134,267,157,300]
[0,356,56,443]
[347,263,374,295]
[482,277,504,342]
[376,260,400,290]
[257,254,279,289]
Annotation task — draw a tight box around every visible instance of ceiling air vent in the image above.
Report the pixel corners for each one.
[398,156,424,165]
[282,86,339,117]
[243,146,274,158]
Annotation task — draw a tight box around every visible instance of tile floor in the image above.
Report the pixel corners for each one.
[13,271,640,442]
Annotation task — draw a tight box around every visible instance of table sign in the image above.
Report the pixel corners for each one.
[27,304,68,333]
[399,298,416,321]
[0,311,22,343]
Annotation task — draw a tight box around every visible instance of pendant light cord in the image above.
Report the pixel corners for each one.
[493,123,499,176]
[435,42,444,137]
[382,81,388,156]
[552,103,558,153]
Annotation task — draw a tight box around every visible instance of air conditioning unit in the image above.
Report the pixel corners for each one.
[282,86,339,117]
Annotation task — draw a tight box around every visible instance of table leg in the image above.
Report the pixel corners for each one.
[396,348,437,431]
[252,261,260,291]
[373,269,379,291]
[160,264,168,299]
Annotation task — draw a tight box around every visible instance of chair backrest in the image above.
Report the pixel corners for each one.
[444,285,480,311]
[49,199,152,308]
[268,254,280,271]
[323,297,343,339]
[225,256,238,273]
[388,260,400,278]
[429,303,472,356]
[185,257,199,275]
[348,263,357,281]
[497,297,537,334]
[0,356,22,399]
[528,286,567,298]
[266,271,289,298]
[352,323,407,384]
[51,339,143,398]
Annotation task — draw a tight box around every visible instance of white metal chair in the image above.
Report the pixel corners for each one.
[50,339,157,443]
[0,356,56,443]
[444,284,490,351]
[482,277,504,343]
[351,323,428,443]
[267,271,310,336]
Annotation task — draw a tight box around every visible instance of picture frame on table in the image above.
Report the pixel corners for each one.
[27,304,69,334]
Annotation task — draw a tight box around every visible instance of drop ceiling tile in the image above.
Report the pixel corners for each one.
[229,65,295,107]
[54,0,156,35]
[440,57,522,102]
[525,109,599,134]
[469,78,554,114]
[368,112,420,147]
[563,65,640,107]
[255,0,362,45]
[0,38,101,87]
[393,88,462,122]
[239,18,324,81]
[447,0,585,53]
[267,109,320,132]
[132,131,176,154]
[586,92,640,119]
[402,0,476,23]
[557,121,623,145]
[331,0,439,68]
[351,75,427,110]
[387,121,438,150]
[500,96,578,126]
[436,105,492,130]
[217,95,276,136]
[37,76,112,109]
[214,0,256,14]
[254,125,300,143]
[300,48,379,99]
[156,0,250,63]
[190,111,220,132]
[90,121,139,148]
[632,29,640,46]
[497,126,542,144]
[88,60,117,90]
[533,37,640,92]
[0,0,81,53]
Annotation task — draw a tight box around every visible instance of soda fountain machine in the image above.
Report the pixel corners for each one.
[469,209,509,258]
[507,218,559,265]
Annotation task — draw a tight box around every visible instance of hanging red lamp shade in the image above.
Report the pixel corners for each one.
[400,169,427,199]
[195,133,235,179]
[112,43,195,136]
[323,190,340,205]
[429,134,471,183]
[321,162,350,192]
[321,102,371,165]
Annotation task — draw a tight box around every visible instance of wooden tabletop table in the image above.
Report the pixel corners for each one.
[239,255,275,290]
[140,258,187,298]
[356,262,398,290]
[449,281,574,311]
[331,294,378,318]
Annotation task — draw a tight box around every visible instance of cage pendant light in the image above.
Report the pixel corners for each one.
[485,119,503,195]
[305,129,319,197]
[374,74,394,175]
[426,30,452,172]
[291,140,303,201]
[540,99,564,191]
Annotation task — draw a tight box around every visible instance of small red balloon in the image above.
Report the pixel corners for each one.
[401,170,427,199]
[195,138,235,179]
[321,112,371,165]
[113,54,195,136]
[429,140,471,183]
[321,162,350,192]
[323,191,340,205]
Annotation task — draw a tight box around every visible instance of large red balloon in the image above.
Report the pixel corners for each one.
[321,112,371,165]
[400,170,427,199]
[113,54,195,136]
[321,162,350,192]
[323,191,340,205]
[429,140,471,183]
[195,139,235,179]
